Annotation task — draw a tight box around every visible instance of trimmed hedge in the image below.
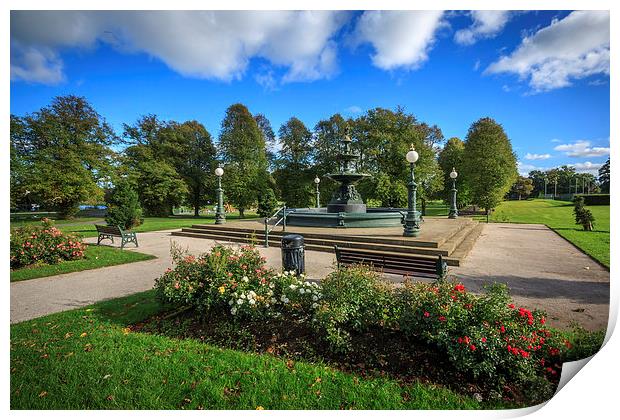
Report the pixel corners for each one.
[574,194,609,206]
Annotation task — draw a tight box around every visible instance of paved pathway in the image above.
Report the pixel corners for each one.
[10,223,609,330]
[450,223,609,330]
[10,230,335,324]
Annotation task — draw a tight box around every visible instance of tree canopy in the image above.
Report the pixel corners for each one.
[462,118,518,212]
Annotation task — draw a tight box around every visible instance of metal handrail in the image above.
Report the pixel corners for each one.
[264,205,289,247]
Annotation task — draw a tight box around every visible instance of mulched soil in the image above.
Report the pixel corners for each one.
[130,309,560,407]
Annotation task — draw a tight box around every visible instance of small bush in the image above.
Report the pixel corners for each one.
[105,180,143,229]
[313,265,393,352]
[396,281,569,390]
[574,194,609,206]
[257,188,279,218]
[10,219,86,269]
[154,244,318,321]
[573,196,595,231]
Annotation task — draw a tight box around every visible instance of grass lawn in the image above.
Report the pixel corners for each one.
[10,245,156,282]
[10,291,482,410]
[486,199,610,267]
[10,213,258,239]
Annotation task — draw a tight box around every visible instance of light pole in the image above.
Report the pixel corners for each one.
[314,176,321,208]
[544,177,547,198]
[448,167,458,219]
[214,165,225,225]
[403,145,420,237]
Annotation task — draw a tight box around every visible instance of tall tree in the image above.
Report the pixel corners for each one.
[122,116,188,216]
[273,117,314,207]
[218,103,271,217]
[598,157,610,193]
[510,176,534,200]
[312,114,349,205]
[352,107,442,208]
[10,95,117,217]
[254,114,277,170]
[437,137,471,208]
[462,117,518,215]
[158,121,217,216]
[527,170,547,197]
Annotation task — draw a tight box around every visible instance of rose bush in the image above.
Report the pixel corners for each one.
[10,218,86,269]
[154,244,592,394]
[155,244,320,321]
[396,281,570,386]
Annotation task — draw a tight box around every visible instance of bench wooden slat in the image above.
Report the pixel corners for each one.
[334,245,447,280]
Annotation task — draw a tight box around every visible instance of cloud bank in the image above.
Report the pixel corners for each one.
[454,11,512,45]
[554,140,610,158]
[486,11,610,92]
[353,11,446,71]
[11,10,348,85]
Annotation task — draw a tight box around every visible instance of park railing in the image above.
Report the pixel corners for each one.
[264,205,289,248]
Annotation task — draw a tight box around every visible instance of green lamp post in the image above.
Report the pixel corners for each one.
[403,144,420,237]
[215,165,225,225]
[314,175,321,208]
[448,167,458,219]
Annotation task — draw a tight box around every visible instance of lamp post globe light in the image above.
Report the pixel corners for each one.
[448,167,458,219]
[403,145,420,237]
[314,176,321,208]
[214,165,225,225]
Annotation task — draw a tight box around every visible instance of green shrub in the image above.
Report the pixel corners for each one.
[10,219,86,269]
[313,265,394,352]
[573,196,595,231]
[396,281,568,389]
[154,244,318,321]
[257,188,279,218]
[105,180,143,229]
[574,194,609,206]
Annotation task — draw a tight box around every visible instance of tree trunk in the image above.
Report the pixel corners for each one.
[194,187,201,217]
[239,207,245,218]
[421,198,427,216]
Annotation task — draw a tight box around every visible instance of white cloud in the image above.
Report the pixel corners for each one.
[554,140,610,158]
[571,161,604,175]
[353,11,446,71]
[486,11,610,92]
[454,11,511,46]
[345,105,362,114]
[10,11,348,84]
[517,161,546,176]
[10,42,64,85]
[550,138,561,143]
[525,153,552,160]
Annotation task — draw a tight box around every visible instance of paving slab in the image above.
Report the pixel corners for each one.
[11,223,609,331]
[449,223,609,331]
[10,230,335,324]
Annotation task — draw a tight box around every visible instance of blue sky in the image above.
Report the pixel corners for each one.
[10,10,610,175]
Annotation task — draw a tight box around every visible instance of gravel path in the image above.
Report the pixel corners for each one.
[11,223,609,330]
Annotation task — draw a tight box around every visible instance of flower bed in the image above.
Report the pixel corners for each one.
[153,244,603,404]
[10,218,86,269]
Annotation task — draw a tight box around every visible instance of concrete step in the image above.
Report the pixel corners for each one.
[447,223,485,263]
[171,230,463,266]
[186,221,476,249]
[177,227,452,256]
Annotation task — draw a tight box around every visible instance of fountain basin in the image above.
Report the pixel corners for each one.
[285,208,419,228]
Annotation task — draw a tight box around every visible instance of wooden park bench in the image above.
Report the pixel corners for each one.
[95,225,139,250]
[334,245,447,281]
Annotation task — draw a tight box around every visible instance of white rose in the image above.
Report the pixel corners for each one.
[231,308,237,315]
[312,295,318,301]
[242,276,249,283]
[237,299,243,305]
[249,299,256,305]
[228,299,234,305]
[299,288,305,294]
[312,303,318,308]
